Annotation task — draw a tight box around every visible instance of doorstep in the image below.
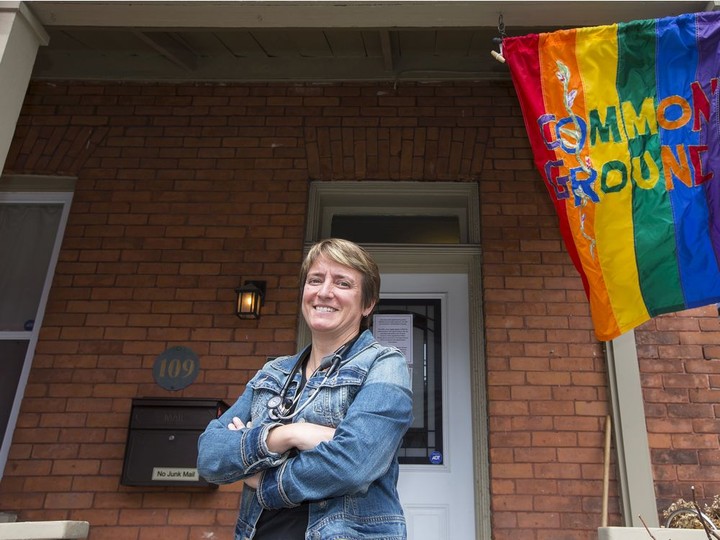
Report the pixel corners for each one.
[0,521,89,540]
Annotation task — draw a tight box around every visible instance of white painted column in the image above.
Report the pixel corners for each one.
[605,330,658,527]
[0,2,48,172]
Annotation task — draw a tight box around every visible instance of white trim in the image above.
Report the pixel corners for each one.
[0,186,73,480]
[599,527,710,540]
[605,331,658,527]
[16,2,50,46]
[0,4,48,170]
[0,331,31,340]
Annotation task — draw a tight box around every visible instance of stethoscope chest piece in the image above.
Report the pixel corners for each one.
[266,396,283,411]
[265,334,359,422]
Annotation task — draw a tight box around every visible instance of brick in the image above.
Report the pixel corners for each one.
[86,527,139,540]
[167,509,216,525]
[69,509,119,526]
[51,459,101,476]
[118,509,169,526]
[23,476,73,492]
[44,492,94,509]
[3,79,719,540]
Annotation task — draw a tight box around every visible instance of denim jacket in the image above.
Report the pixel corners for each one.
[197,329,413,540]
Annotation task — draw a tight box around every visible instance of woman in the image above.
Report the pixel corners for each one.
[198,238,413,540]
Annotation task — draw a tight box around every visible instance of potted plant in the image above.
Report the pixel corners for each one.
[599,493,720,540]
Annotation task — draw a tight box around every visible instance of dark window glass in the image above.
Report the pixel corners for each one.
[331,215,460,244]
[0,340,28,445]
[372,299,443,465]
[0,203,62,331]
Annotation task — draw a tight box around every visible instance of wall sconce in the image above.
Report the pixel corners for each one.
[235,281,266,320]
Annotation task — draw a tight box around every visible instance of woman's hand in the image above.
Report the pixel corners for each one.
[225,416,335,453]
[227,416,251,431]
[241,424,334,490]
[265,422,336,453]
[282,423,336,451]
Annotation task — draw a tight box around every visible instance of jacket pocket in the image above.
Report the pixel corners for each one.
[310,366,366,425]
[248,372,286,422]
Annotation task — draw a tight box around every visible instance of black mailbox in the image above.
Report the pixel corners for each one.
[121,398,228,487]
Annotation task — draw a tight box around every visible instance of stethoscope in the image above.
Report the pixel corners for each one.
[267,335,359,421]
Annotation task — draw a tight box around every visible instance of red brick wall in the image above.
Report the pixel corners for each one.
[0,80,718,540]
[636,307,720,512]
[480,116,613,539]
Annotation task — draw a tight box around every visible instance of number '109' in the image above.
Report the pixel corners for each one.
[157,358,195,378]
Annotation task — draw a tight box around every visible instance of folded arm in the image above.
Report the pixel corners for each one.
[256,350,413,508]
[196,385,287,484]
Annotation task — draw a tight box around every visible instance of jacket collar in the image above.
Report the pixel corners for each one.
[272,328,375,374]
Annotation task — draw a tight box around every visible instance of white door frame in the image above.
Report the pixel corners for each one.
[302,180,489,539]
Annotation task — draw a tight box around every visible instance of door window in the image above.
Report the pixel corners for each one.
[372,299,443,465]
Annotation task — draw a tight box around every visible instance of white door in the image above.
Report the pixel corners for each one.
[376,273,476,540]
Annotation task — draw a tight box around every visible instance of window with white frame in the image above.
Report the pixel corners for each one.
[0,178,73,480]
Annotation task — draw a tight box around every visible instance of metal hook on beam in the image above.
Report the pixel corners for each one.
[491,13,506,63]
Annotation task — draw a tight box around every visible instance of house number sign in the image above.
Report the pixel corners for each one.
[152,346,200,391]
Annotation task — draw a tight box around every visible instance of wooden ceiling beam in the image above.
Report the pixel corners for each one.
[379,30,394,73]
[133,31,198,71]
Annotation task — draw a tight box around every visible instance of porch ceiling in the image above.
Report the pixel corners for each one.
[24,1,715,83]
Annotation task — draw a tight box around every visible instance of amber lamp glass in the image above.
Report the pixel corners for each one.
[235,281,266,320]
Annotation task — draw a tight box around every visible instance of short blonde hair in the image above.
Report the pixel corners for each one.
[300,238,380,326]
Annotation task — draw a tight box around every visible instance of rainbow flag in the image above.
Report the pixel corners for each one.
[503,11,720,341]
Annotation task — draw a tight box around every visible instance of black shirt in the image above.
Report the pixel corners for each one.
[253,503,310,539]
[253,357,311,539]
